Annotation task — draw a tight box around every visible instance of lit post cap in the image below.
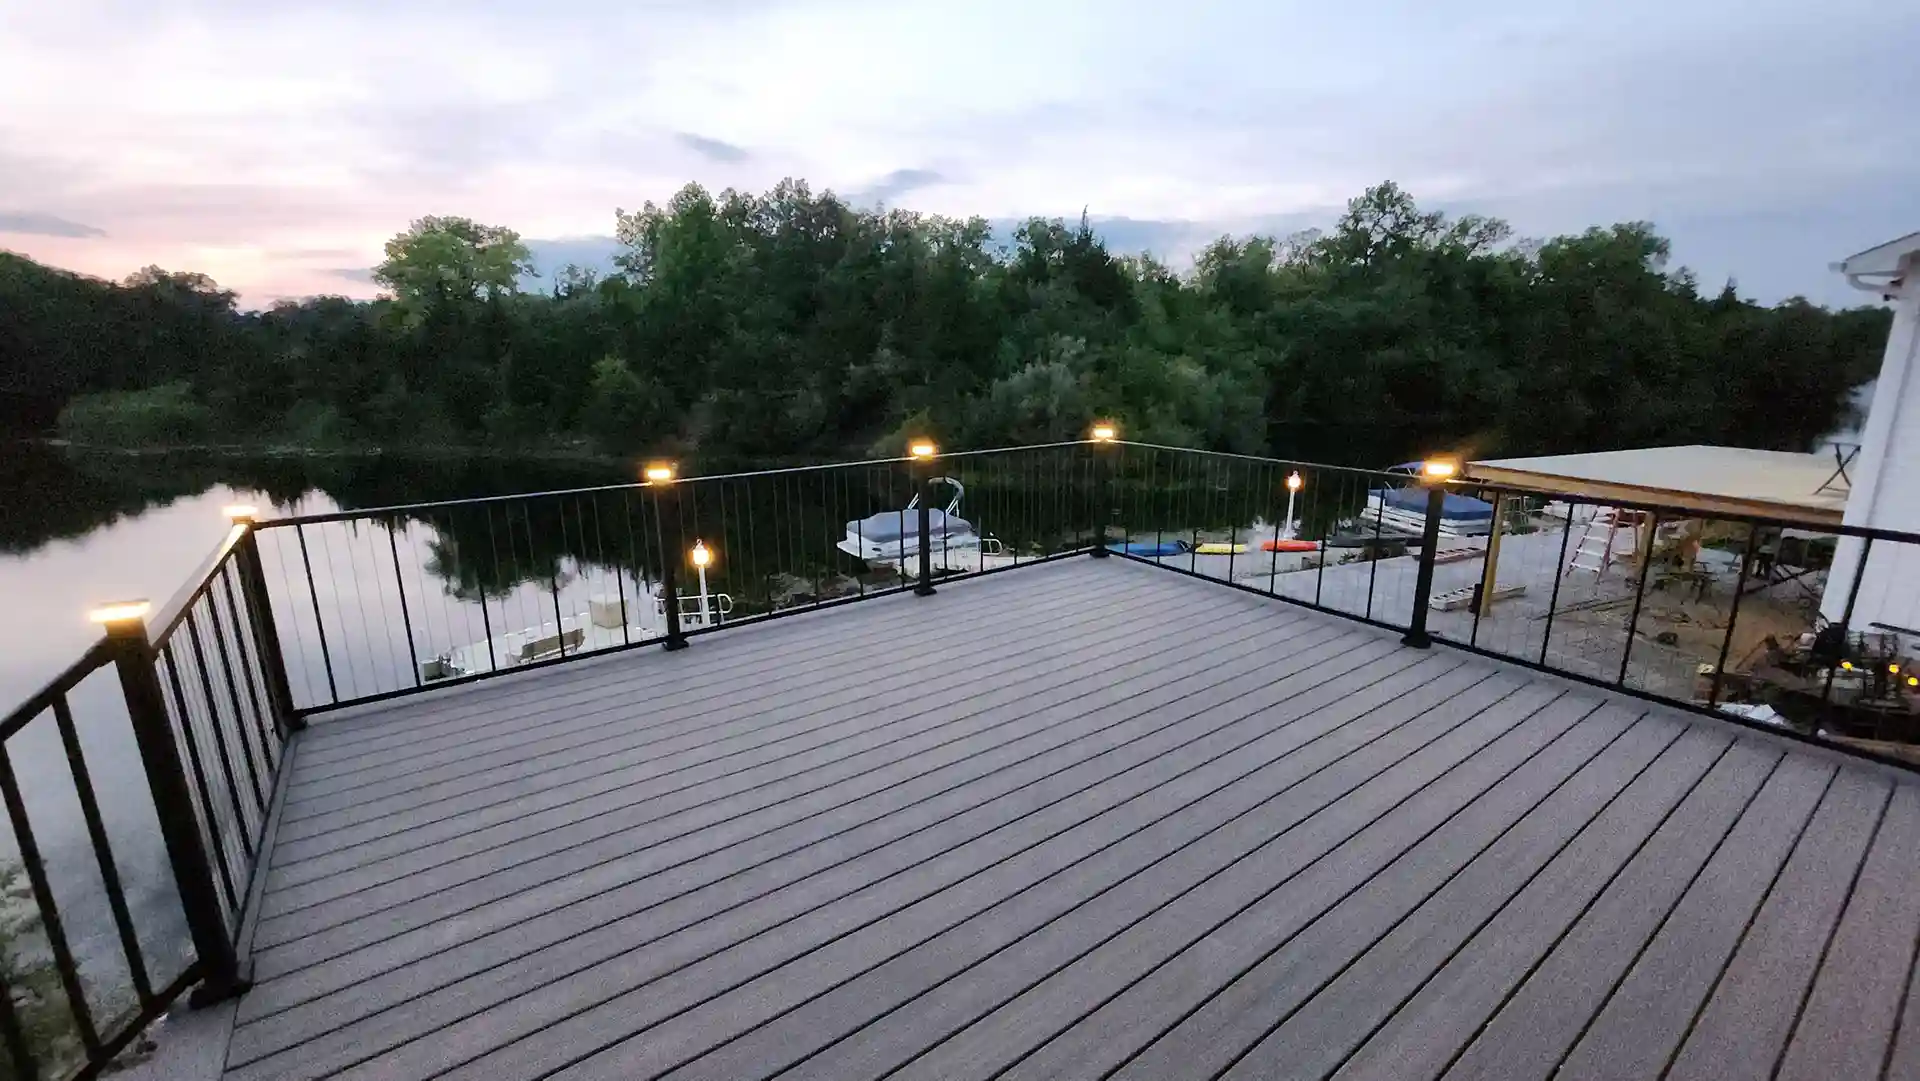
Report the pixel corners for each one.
[1286,471,1303,491]
[222,504,259,524]
[89,599,152,634]
[1420,459,1459,482]
[643,462,676,484]
[908,440,937,459]
[1090,423,1117,443]
[691,540,713,567]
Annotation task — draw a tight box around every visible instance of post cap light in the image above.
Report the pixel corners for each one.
[691,539,712,568]
[909,440,937,459]
[1286,471,1303,492]
[1090,423,1117,443]
[1421,459,1459,481]
[88,599,151,625]
[1892,663,1902,675]
[1842,660,1855,671]
[642,462,676,483]
[222,504,259,523]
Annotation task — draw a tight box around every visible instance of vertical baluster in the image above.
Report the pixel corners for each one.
[217,568,278,761]
[1709,524,1761,707]
[1540,500,1576,666]
[50,695,153,1007]
[1365,471,1385,620]
[0,744,101,1054]
[159,647,238,915]
[294,523,338,704]
[232,521,297,731]
[202,576,271,810]
[184,611,259,851]
[1616,512,1662,686]
[387,516,421,685]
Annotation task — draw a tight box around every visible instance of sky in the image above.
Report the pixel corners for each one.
[1,0,1916,308]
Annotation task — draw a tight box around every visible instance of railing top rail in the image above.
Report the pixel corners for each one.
[248,444,1115,529]
[0,637,113,740]
[1109,440,1417,482]
[148,521,250,643]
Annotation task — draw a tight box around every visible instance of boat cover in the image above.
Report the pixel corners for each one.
[845,510,974,544]
[1369,486,1494,521]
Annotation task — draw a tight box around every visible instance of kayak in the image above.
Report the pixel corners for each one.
[1261,538,1320,553]
[1194,542,1250,555]
[1107,541,1189,557]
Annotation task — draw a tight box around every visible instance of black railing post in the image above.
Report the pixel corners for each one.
[98,607,248,1005]
[1402,484,1446,648]
[914,454,937,596]
[230,518,301,731]
[1090,439,1112,559]
[654,476,688,651]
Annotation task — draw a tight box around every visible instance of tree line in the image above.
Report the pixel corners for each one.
[0,181,1890,464]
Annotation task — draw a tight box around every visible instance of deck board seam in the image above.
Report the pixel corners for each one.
[271,584,1288,841]
[288,572,1210,773]
[260,603,1322,902]
[1309,712,1691,1081]
[734,666,1515,1081]
[505,655,1483,1081]
[236,630,1407,1022]
[1878,886,1920,1081]
[1427,735,1744,1081]
[252,607,1344,932]
[1535,747,1787,1079]
[1191,704,1639,1081]
[283,575,1222,789]
[1770,783,1894,1081]
[235,644,1447,1073]
[289,563,1092,736]
[293,562,1227,748]
[1653,765,1839,1081]
[1064,695,1608,1081]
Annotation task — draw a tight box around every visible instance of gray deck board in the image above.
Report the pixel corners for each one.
[197,557,1920,1081]
[1772,785,1920,1081]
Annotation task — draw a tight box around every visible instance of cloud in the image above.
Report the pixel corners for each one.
[0,211,106,238]
[855,168,946,205]
[0,0,1914,307]
[674,132,751,164]
[325,267,376,283]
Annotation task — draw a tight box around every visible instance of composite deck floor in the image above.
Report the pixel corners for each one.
[217,557,1920,1081]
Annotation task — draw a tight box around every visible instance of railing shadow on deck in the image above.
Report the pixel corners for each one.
[4,434,1920,1077]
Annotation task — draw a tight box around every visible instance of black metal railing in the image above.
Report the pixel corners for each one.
[0,519,280,1079]
[1095,441,1920,770]
[1435,475,1920,763]
[248,443,1103,714]
[1097,441,1431,633]
[6,435,1920,1077]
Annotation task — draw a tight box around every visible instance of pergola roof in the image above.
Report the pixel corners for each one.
[1465,445,1849,526]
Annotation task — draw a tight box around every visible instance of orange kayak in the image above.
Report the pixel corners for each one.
[1261,538,1320,553]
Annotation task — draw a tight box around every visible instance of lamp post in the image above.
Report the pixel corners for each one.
[691,539,713,628]
[1090,422,1117,557]
[1283,471,1302,540]
[909,440,938,595]
[645,462,688,650]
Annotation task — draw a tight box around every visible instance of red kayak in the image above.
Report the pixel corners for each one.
[1261,538,1320,553]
